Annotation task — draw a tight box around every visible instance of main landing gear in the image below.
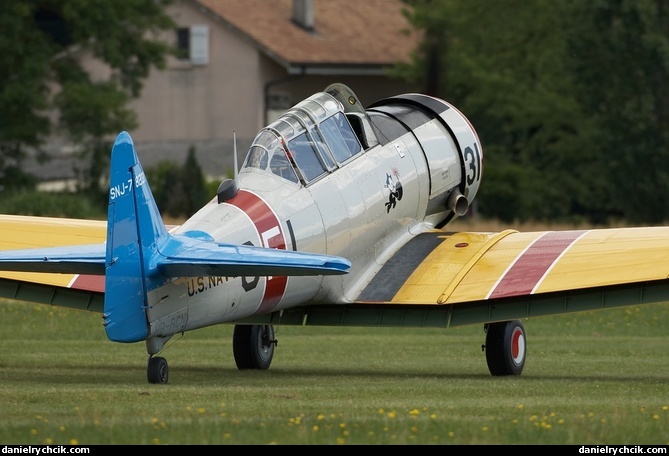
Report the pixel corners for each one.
[232,324,277,369]
[145,321,523,383]
[145,324,277,384]
[483,320,526,376]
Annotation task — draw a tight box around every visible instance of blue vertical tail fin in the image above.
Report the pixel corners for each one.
[103,131,168,343]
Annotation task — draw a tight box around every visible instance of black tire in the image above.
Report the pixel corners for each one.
[233,324,275,370]
[484,320,526,376]
[147,356,169,384]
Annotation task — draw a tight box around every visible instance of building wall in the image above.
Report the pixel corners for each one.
[29,0,420,184]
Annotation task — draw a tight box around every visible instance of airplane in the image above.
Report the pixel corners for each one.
[1,82,668,384]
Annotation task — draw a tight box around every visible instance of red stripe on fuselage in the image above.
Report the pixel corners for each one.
[488,230,586,299]
[226,189,287,314]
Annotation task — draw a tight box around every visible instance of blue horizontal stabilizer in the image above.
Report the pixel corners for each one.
[155,233,351,278]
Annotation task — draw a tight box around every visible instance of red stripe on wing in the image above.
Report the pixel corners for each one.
[488,230,587,299]
[71,274,105,293]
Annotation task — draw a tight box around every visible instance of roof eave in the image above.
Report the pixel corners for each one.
[285,63,393,76]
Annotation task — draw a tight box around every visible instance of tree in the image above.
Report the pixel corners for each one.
[147,146,208,219]
[396,1,595,222]
[565,0,669,223]
[395,0,667,224]
[0,0,176,194]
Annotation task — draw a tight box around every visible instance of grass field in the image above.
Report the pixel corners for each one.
[0,298,667,445]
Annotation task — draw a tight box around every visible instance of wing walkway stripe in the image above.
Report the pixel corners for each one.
[487,230,587,299]
[357,232,444,302]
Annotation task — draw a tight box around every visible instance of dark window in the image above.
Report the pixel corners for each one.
[176,28,190,59]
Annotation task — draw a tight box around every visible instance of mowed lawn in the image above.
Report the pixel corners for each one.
[0,299,667,445]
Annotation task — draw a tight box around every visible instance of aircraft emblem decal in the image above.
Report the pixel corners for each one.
[224,189,288,313]
[486,230,588,299]
[384,168,403,213]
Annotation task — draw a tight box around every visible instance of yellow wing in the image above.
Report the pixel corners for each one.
[358,227,669,304]
[0,215,107,311]
[240,226,669,329]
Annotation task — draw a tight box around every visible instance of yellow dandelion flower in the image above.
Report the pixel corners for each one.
[517,403,524,410]
[336,437,346,444]
[59,426,65,432]
[44,439,53,445]
[448,431,455,438]
[378,408,385,414]
[343,430,350,436]
[482,426,489,432]
[69,439,78,445]
[197,407,205,414]
[224,433,232,439]
[558,419,565,424]
[151,417,159,424]
[317,413,325,420]
[653,415,660,420]
[410,426,419,433]
[430,413,437,419]
[31,429,38,436]
[662,406,668,411]
[313,425,319,432]
[152,438,160,445]
[388,411,397,419]
[339,423,346,428]
[409,408,420,416]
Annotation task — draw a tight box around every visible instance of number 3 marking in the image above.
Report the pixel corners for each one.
[464,143,481,185]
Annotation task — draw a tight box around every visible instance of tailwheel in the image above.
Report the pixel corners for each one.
[484,320,526,376]
[233,324,276,370]
[147,356,169,384]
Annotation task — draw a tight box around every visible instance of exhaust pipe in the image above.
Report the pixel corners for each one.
[447,188,469,217]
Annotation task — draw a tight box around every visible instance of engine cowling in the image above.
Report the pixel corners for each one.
[367,94,483,225]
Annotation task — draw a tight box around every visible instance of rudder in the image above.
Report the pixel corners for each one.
[103,131,168,343]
